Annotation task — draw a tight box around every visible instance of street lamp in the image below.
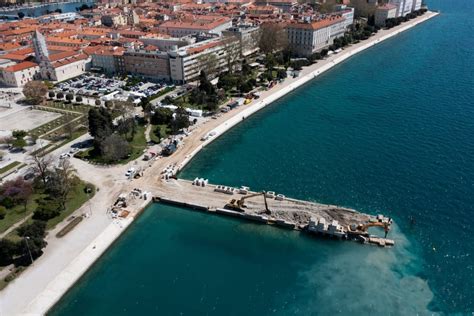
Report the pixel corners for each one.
[86,191,92,217]
[24,236,34,265]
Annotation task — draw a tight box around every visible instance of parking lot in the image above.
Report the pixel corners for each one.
[55,73,174,104]
[56,74,125,98]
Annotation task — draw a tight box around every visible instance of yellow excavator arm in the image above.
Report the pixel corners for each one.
[237,192,266,208]
[356,222,391,237]
[226,191,271,214]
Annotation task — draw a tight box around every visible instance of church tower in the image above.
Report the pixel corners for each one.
[32,30,55,81]
[32,29,49,62]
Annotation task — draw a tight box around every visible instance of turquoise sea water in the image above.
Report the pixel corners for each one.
[50,0,473,314]
[2,1,95,18]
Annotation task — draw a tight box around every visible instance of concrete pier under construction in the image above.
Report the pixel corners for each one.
[147,179,395,247]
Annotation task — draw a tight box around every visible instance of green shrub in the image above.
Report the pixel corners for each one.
[16,220,46,238]
[0,197,14,209]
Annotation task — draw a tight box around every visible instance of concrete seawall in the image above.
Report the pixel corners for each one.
[23,198,152,315]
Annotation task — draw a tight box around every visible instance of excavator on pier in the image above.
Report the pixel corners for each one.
[226,191,271,214]
[349,221,392,238]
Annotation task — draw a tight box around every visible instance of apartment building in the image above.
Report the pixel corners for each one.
[389,0,415,17]
[91,46,125,74]
[168,36,240,84]
[139,35,193,51]
[101,14,127,27]
[247,4,281,15]
[222,25,260,56]
[123,48,171,81]
[254,0,297,13]
[334,5,355,30]
[286,16,346,57]
[374,4,398,26]
[158,16,232,37]
[38,12,81,23]
[412,0,422,11]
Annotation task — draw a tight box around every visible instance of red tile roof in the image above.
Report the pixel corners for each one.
[52,53,88,68]
[0,42,22,51]
[49,50,80,62]
[4,61,39,72]
[0,53,29,61]
[91,46,125,56]
[288,16,344,30]
[159,16,230,31]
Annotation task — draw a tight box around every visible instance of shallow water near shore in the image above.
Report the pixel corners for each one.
[50,204,433,315]
[50,0,473,314]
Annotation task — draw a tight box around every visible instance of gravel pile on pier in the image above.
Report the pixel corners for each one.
[244,198,372,227]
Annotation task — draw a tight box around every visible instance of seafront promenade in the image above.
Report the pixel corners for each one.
[0,11,439,316]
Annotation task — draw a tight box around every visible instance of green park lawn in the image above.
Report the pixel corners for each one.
[0,181,94,238]
[0,194,41,234]
[76,123,147,165]
[0,161,22,176]
[150,124,170,144]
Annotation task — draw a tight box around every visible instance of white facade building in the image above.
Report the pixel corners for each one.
[39,12,80,23]
[52,57,90,82]
[287,16,346,57]
[389,0,418,17]
[412,0,422,11]
[32,30,89,83]
[168,37,240,83]
[374,4,398,26]
[222,25,260,56]
[334,5,355,30]
[402,0,414,16]
[0,61,40,87]
[139,35,193,52]
[158,17,232,37]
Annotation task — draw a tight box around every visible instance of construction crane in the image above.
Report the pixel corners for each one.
[349,221,391,238]
[226,191,271,214]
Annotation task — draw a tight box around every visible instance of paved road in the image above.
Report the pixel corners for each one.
[150,86,186,106]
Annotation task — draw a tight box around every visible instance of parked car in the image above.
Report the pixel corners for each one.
[125,167,135,177]
[59,153,71,159]
[23,172,36,181]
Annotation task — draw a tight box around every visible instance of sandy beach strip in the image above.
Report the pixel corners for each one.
[0,11,439,316]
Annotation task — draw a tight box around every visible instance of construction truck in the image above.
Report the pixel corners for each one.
[226,191,271,214]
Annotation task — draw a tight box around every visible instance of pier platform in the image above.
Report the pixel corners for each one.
[146,179,395,247]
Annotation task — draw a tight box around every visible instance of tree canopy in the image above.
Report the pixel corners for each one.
[101,134,131,162]
[88,107,113,140]
[259,23,288,54]
[199,71,215,95]
[23,81,48,105]
[171,107,190,133]
[151,107,173,125]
